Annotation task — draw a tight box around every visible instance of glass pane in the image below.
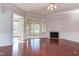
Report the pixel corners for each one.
[31,23,40,35]
[13,22,19,36]
[13,13,24,37]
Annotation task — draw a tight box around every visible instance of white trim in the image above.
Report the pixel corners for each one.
[49,9,79,16]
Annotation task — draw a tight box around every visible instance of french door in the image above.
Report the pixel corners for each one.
[27,19,47,37]
[27,19,41,36]
[13,13,24,41]
[30,23,40,36]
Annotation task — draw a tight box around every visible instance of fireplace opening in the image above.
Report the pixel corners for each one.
[50,32,59,44]
[50,32,59,39]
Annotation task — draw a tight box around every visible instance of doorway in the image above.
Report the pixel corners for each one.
[13,13,24,43]
[27,19,41,38]
[29,23,40,36]
[27,19,47,38]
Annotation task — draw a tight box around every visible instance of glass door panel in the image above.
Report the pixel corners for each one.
[30,23,40,36]
[13,13,24,41]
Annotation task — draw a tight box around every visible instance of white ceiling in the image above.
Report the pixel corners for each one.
[12,3,79,16]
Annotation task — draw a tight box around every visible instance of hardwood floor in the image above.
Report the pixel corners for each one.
[0,38,79,56]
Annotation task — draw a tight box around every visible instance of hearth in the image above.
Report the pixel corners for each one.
[50,32,59,39]
[50,32,59,43]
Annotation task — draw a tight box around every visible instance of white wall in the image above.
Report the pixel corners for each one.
[60,10,79,42]
[47,9,79,42]
[47,16,64,32]
[0,4,13,46]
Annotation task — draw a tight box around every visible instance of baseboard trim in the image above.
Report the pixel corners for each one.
[0,44,13,47]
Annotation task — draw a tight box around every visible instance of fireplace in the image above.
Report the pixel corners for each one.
[50,32,59,39]
[50,32,59,44]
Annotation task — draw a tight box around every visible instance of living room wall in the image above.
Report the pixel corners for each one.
[47,9,79,42]
[0,4,13,46]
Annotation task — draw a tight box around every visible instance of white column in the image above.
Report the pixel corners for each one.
[0,4,13,47]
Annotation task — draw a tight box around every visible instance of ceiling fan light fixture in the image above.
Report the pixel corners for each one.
[47,7,50,9]
[50,8,54,10]
[50,4,53,7]
[54,4,57,8]
[47,3,57,11]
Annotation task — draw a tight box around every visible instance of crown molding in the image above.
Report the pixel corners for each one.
[48,9,79,17]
